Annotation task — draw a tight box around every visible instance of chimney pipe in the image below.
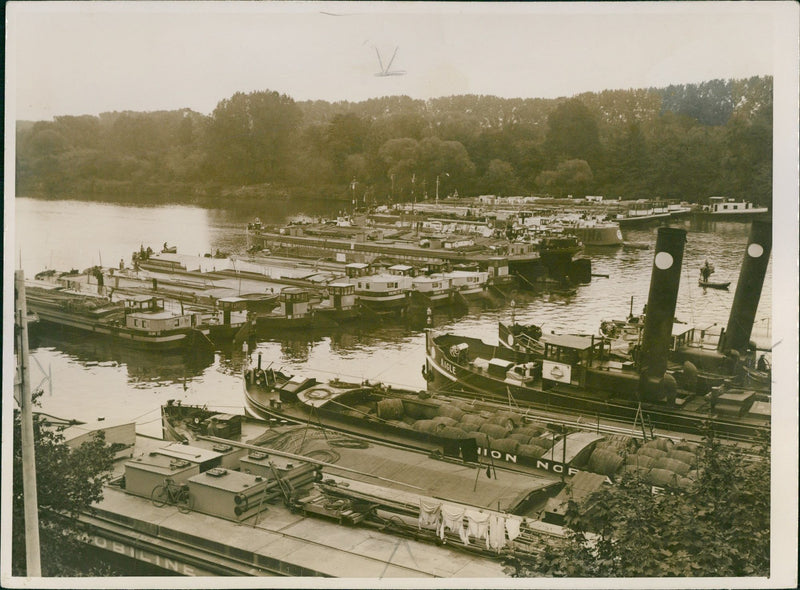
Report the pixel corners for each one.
[640,227,687,381]
[721,220,772,355]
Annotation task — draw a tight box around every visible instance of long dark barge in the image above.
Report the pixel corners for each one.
[239,352,739,495]
[242,361,601,477]
[425,223,772,442]
[249,220,588,285]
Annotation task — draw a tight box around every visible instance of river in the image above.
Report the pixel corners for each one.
[12,197,772,437]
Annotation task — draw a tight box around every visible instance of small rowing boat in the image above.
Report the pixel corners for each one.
[698,280,731,290]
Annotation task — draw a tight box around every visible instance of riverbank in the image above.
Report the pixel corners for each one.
[16,182,353,207]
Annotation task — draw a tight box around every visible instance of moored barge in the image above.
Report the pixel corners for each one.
[250,220,585,286]
[26,284,213,351]
[240,358,710,489]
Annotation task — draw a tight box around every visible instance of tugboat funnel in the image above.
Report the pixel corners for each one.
[720,220,772,355]
[640,227,687,381]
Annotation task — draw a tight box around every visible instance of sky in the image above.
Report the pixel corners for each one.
[5,1,788,122]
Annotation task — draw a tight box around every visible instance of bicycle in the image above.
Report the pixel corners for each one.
[151,478,194,513]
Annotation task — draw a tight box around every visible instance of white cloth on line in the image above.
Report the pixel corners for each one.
[505,516,522,541]
[465,509,490,548]
[489,513,506,552]
[419,498,441,530]
[439,504,466,540]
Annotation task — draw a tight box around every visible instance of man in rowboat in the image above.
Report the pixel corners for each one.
[700,260,713,282]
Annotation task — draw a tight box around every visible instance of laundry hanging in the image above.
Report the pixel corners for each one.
[488,513,507,552]
[505,516,523,542]
[439,504,466,540]
[464,509,491,548]
[418,498,441,530]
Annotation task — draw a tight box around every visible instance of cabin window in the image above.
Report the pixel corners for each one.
[174,319,180,327]
[133,319,138,327]
[142,320,148,329]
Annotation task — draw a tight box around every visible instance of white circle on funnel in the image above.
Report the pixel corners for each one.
[747,243,764,258]
[654,252,673,270]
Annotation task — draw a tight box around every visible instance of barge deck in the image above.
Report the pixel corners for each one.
[71,419,566,577]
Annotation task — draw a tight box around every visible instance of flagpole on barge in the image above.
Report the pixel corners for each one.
[15,269,42,576]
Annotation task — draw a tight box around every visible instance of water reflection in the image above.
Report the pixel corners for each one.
[215,343,255,376]
[17,196,773,429]
[31,330,213,387]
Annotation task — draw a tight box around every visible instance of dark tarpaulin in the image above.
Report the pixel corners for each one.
[459,438,479,463]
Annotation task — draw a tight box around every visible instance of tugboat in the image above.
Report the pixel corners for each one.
[424,225,771,441]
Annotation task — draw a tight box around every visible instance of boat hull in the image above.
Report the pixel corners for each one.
[255,314,314,330]
[616,213,671,227]
[355,292,411,312]
[697,210,770,220]
[409,289,457,308]
[564,225,623,247]
[26,306,205,350]
[313,307,361,323]
[242,371,604,478]
[698,280,731,290]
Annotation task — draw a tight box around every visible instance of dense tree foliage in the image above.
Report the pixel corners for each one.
[507,429,770,577]
[15,76,773,206]
[12,393,117,576]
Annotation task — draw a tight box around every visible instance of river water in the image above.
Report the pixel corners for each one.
[12,197,772,437]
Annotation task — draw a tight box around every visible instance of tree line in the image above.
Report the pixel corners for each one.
[15,76,772,207]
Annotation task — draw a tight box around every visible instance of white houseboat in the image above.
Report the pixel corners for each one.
[445,270,489,298]
[701,197,769,218]
[345,263,412,312]
[411,275,455,307]
[614,201,671,227]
